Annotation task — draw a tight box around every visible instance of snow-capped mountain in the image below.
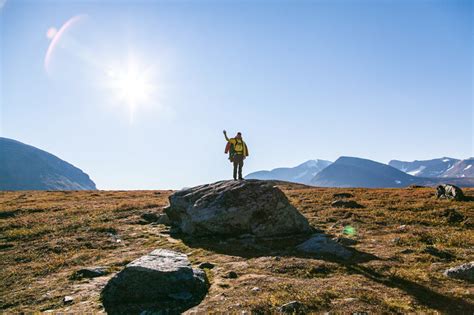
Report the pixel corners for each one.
[389,157,460,178]
[442,158,474,178]
[245,159,332,184]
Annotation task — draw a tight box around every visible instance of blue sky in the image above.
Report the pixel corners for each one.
[1,0,472,189]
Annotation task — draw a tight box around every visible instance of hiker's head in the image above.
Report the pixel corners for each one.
[236,132,242,139]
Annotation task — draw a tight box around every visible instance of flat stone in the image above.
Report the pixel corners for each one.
[72,267,108,279]
[297,234,353,259]
[444,262,474,282]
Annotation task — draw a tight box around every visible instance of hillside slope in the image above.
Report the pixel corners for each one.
[311,156,418,188]
[0,137,96,190]
[442,158,474,178]
[245,160,332,184]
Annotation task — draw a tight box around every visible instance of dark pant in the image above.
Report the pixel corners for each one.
[233,154,244,180]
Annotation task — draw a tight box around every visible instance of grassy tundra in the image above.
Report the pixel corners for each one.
[0,184,473,313]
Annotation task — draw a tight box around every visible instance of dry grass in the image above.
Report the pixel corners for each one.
[0,185,473,313]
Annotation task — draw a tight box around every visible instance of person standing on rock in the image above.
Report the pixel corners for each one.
[223,130,249,180]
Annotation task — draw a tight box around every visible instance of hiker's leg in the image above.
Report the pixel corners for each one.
[233,159,238,180]
[238,156,244,179]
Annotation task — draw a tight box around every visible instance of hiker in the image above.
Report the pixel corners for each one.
[223,130,249,180]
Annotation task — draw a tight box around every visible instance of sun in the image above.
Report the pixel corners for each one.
[114,66,152,105]
[106,58,154,119]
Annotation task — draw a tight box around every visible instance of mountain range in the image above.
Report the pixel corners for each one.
[1,136,472,190]
[245,159,332,184]
[389,157,473,178]
[0,137,96,191]
[247,156,474,188]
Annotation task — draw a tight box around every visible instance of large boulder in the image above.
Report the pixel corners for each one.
[101,249,208,314]
[436,184,464,201]
[164,180,312,237]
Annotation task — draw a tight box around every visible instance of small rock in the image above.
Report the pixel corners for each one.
[331,200,364,209]
[251,287,260,292]
[141,212,159,223]
[443,261,474,282]
[392,237,402,245]
[397,225,407,231]
[72,267,108,279]
[436,184,465,201]
[224,271,238,279]
[278,300,306,313]
[333,193,354,199]
[297,234,352,259]
[199,262,215,269]
[63,296,74,304]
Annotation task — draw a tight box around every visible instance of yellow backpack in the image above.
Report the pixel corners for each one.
[234,139,244,153]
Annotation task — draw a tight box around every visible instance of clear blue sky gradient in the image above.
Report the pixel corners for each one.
[1,0,472,189]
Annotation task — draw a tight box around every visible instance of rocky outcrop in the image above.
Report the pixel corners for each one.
[444,262,474,282]
[164,180,312,237]
[101,249,208,314]
[436,184,464,201]
[296,234,352,259]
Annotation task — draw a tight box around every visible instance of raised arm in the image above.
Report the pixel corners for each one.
[223,130,230,141]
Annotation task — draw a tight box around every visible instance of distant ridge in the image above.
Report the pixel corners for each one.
[311,156,417,188]
[389,157,460,177]
[245,159,332,184]
[0,137,96,191]
[442,158,474,178]
[310,156,474,188]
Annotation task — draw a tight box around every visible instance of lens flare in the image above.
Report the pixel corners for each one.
[44,14,88,74]
[343,225,356,236]
[46,27,57,39]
